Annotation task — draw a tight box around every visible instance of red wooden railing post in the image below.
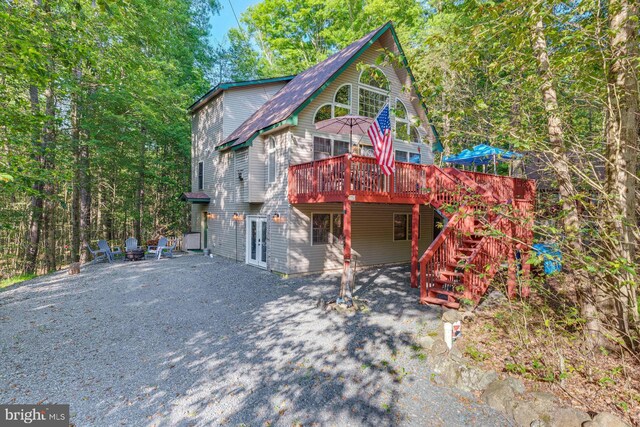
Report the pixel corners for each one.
[344,154,351,197]
[411,203,419,288]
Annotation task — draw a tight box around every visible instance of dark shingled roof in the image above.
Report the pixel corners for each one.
[180,192,211,204]
[218,23,392,150]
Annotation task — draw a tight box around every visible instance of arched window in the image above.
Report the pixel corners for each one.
[314,104,332,123]
[394,99,409,141]
[334,84,351,117]
[394,99,421,143]
[358,66,389,118]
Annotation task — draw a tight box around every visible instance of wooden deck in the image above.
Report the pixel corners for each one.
[288,154,535,206]
[288,154,536,307]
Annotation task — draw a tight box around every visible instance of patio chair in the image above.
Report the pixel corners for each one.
[146,237,168,260]
[86,243,108,264]
[125,237,140,252]
[97,239,123,263]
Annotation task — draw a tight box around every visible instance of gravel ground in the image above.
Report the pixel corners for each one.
[0,254,512,426]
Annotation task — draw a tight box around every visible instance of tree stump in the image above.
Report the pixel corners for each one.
[69,262,80,275]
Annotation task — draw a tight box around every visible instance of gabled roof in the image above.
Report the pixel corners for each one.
[216,21,442,152]
[187,76,295,113]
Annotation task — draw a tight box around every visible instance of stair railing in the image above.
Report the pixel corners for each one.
[419,205,475,303]
[462,215,511,302]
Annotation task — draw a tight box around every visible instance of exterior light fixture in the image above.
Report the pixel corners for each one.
[207,213,217,220]
[232,212,243,221]
[238,171,244,181]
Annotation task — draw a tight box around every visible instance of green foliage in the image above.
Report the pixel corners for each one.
[0,0,220,277]
[0,274,37,290]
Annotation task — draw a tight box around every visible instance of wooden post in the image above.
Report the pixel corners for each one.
[339,198,352,298]
[411,203,419,288]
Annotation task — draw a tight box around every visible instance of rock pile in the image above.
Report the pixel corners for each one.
[417,308,631,427]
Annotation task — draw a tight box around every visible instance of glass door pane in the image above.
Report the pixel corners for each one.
[250,220,257,261]
[261,220,267,264]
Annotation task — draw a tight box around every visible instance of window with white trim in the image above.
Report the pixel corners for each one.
[197,161,204,190]
[358,66,389,118]
[394,99,421,143]
[334,84,351,117]
[313,136,349,160]
[313,84,352,124]
[267,137,276,184]
[395,150,421,164]
[311,213,344,245]
[393,213,420,241]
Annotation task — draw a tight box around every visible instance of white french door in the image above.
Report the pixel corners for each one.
[246,216,267,268]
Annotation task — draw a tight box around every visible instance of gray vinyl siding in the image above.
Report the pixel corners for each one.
[222,83,289,137]
[190,92,224,236]
[190,39,437,275]
[290,40,435,165]
[289,204,434,274]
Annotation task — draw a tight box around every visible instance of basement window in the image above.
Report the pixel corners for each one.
[393,213,419,241]
[311,213,344,245]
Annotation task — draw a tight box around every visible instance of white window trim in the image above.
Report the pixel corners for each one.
[197,161,204,190]
[395,149,421,164]
[313,103,333,124]
[310,212,344,246]
[313,84,353,124]
[392,212,420,241]
[358,65,390,93]
[311,133,350,159]
[394,98,410,142]
[358,66,390,118]
[267,137,276,184]
[333,84,352,115]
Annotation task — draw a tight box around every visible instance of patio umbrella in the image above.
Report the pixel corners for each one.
[314,115,373,152]
[444,144,522,173]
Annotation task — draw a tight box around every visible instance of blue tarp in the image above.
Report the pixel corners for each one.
[443,144,523,166]
[532,243,562,275]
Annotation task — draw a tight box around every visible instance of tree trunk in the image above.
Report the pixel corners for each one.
[531,11,602,347]
[71,81,81,263]
[603,0,639,349]
[134,137,145,243]
[24,85,42,275]
[42,83,56,272]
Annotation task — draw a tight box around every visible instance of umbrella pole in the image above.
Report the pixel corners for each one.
[350,127,353,154]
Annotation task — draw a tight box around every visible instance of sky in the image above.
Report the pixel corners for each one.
[208,0,259,46]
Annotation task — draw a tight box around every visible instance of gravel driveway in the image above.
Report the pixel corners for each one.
[0,254,511,426]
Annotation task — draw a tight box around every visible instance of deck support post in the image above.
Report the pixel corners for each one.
[507,243,517,298]
[339,198,352,299]
[411,203,419,288]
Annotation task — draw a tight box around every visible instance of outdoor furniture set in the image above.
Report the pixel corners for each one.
[86,237,176,264]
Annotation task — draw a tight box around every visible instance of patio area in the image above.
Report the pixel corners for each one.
[0,254,512,426]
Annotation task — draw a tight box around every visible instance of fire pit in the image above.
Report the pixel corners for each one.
[124,248,145,261]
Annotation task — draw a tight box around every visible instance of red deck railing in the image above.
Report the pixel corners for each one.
[288,154,534,206]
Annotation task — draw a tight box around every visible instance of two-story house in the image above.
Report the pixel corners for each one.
[183,22,536,308]
[184,22,439,276]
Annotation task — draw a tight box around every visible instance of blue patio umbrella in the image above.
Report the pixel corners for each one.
[443,144,522,167]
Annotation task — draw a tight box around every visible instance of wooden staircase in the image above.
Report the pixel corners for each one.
[419,168,535,309]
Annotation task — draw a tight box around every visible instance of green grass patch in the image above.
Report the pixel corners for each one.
[0,274,36,290]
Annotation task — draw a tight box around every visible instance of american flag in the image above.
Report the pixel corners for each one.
[367,104,395,175]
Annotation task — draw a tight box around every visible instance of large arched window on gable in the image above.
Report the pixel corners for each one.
[358,66,389,118]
